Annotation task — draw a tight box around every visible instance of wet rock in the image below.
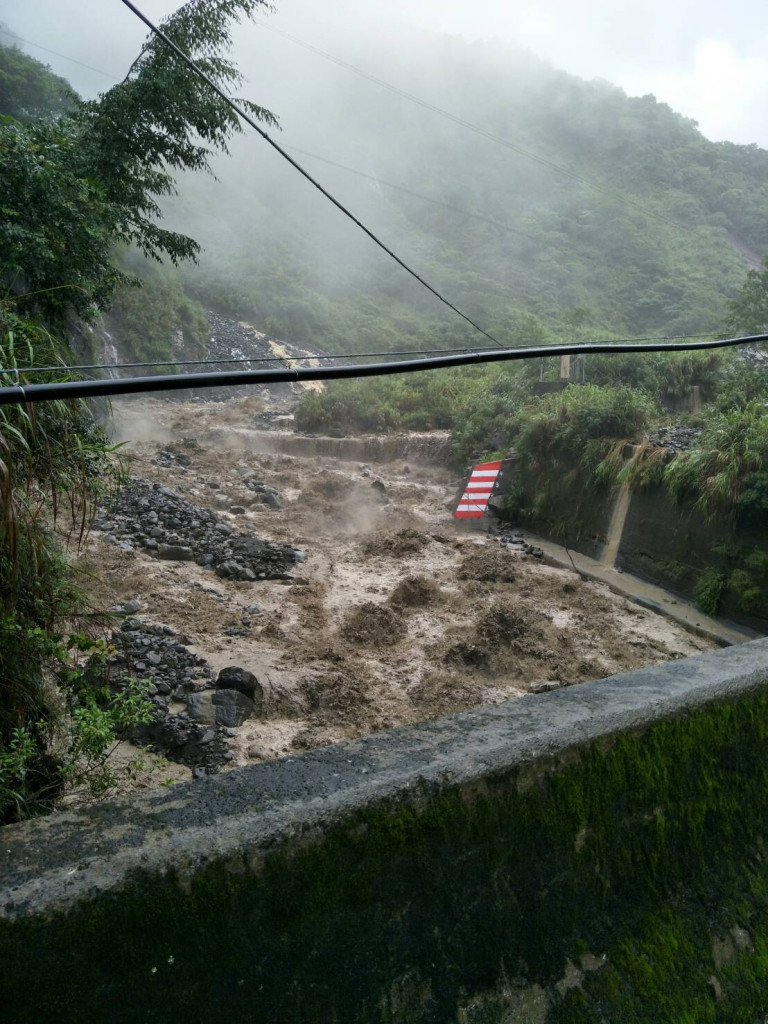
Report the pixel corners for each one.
[157,543,195,561]
[94,478,301,581]
[212,689,255,727]
[216,666,261,702]
[529,681,561,694]
[187,692,216,725]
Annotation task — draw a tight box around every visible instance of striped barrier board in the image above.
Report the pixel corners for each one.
[454,460,502,519]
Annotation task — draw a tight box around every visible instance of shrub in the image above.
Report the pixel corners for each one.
[664,404,768,522]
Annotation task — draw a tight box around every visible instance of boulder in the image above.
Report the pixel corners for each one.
[216,666,263,709]
[156,543,195,561]
[212,689,254,727]
[187,692,216,726]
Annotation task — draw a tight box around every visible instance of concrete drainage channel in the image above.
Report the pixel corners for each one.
[3,639,768,1022]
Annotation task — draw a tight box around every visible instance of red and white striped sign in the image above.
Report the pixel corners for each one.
[454,460,502,519]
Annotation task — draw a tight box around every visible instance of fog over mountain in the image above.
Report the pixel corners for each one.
[4,0,768,145]
[2,1,767,357]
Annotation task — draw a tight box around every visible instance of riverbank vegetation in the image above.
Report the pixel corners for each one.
[0,0,275,821]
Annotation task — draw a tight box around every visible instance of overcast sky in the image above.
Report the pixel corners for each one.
[2,0,767,147]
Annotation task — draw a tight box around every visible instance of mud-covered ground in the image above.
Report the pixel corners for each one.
[77,396,714,791]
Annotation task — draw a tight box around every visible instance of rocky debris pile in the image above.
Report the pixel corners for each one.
[109,618,231,774]
[109,618,265,774]
[178,311,328,404]
[243,475,282,509]
[94,478,302,581]
[152,448,192,470]
[645,425,701,453]
[493,527,544,559]
[187,667,265,730]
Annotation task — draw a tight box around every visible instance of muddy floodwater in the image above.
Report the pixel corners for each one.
[75,396,714,796]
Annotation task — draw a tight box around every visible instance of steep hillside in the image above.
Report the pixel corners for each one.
[167,29,768,352]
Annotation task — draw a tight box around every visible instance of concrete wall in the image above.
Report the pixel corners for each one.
[497,460,768,632]
[4,640,768,1022]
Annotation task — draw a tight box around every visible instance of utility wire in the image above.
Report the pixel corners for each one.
[284,145,546,244]
[1,333,765,406]
[0,29,118,80]
[256,20,668,228]
[6,332,726,376]
[117,0,506,349]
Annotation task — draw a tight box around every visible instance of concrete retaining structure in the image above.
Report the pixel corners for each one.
[4,640,768,1022]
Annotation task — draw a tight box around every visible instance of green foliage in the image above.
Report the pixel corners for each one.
[494,384,656,538]
[106,253,211,364]
[664,404,768,522]
[0,39,75,121]
[0,0,275,331]
[511,384,655,471]
[0,627,156,822]
[0,115,123,324]
[295,367,489,437]
[75,0,276,272]
[692,568,727,617]
[727,255,768,335]
[0,320,135,822]
[584,349,723,401]
[710,356,768,413]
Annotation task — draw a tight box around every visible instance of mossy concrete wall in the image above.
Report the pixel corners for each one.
[4,641,768,1022]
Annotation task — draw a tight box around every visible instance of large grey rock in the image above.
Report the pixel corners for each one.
[187,692,216,726]
[156,543,195,561]
[212,689,255,727]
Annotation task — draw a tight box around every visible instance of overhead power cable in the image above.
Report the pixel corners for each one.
[1,333,765,407]
[6,331,726,377]
[256,20,667,227]
[117,0,505,349]
[283,145,545,244]
[0,29,118,80]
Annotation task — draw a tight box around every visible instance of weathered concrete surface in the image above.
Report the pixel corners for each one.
[527,531,760,647]
[4,638,768,919]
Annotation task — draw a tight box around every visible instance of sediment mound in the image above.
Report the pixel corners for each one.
[458,546,518,583]
[389,575,442,609]
[362,528,431,558]
[340,601,406,646]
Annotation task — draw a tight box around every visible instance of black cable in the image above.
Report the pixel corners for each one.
[0,29,118,80]
[1,333,765,407]
[8,345,493,375]
[6,332,726,376]
[283,144,546,244]
[117,0,505,349]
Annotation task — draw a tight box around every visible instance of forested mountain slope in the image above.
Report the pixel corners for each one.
[2,27,766,359]
[165,28,768,353]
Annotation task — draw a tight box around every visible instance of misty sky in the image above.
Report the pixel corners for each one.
[1,0,767,148]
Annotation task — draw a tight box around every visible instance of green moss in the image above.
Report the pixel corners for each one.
[3,692,768,1021]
